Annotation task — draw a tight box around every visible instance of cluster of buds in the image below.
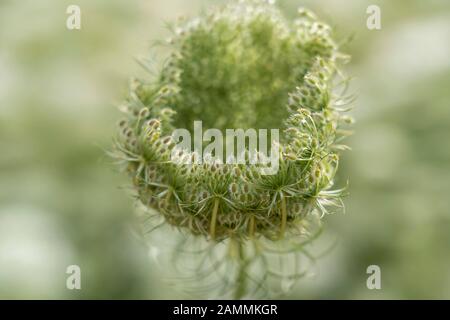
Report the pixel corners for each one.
[111,0,353,298]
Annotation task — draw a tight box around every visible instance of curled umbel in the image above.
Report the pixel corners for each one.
[113,0,352,243]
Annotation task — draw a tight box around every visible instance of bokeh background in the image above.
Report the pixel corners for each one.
[1,0,449,299]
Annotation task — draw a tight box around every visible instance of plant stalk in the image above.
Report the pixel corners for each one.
[279,195,287,239]
[248,215,255,237]
[209,198,219,240]
[234,240,247,300]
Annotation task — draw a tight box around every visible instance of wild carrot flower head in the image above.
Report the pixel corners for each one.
[111,0,353,298]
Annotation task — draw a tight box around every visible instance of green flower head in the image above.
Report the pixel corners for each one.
[111,0,353,298]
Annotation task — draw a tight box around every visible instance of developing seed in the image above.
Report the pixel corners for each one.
[118,119,127,128]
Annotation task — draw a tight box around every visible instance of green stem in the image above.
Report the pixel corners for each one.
[234,240,247,300]
[248,215,255,237]
[209,198,219,240]
[279,195,287,239]
[165,189,172,203]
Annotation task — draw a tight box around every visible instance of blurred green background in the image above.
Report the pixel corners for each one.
[1,0,449,299]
